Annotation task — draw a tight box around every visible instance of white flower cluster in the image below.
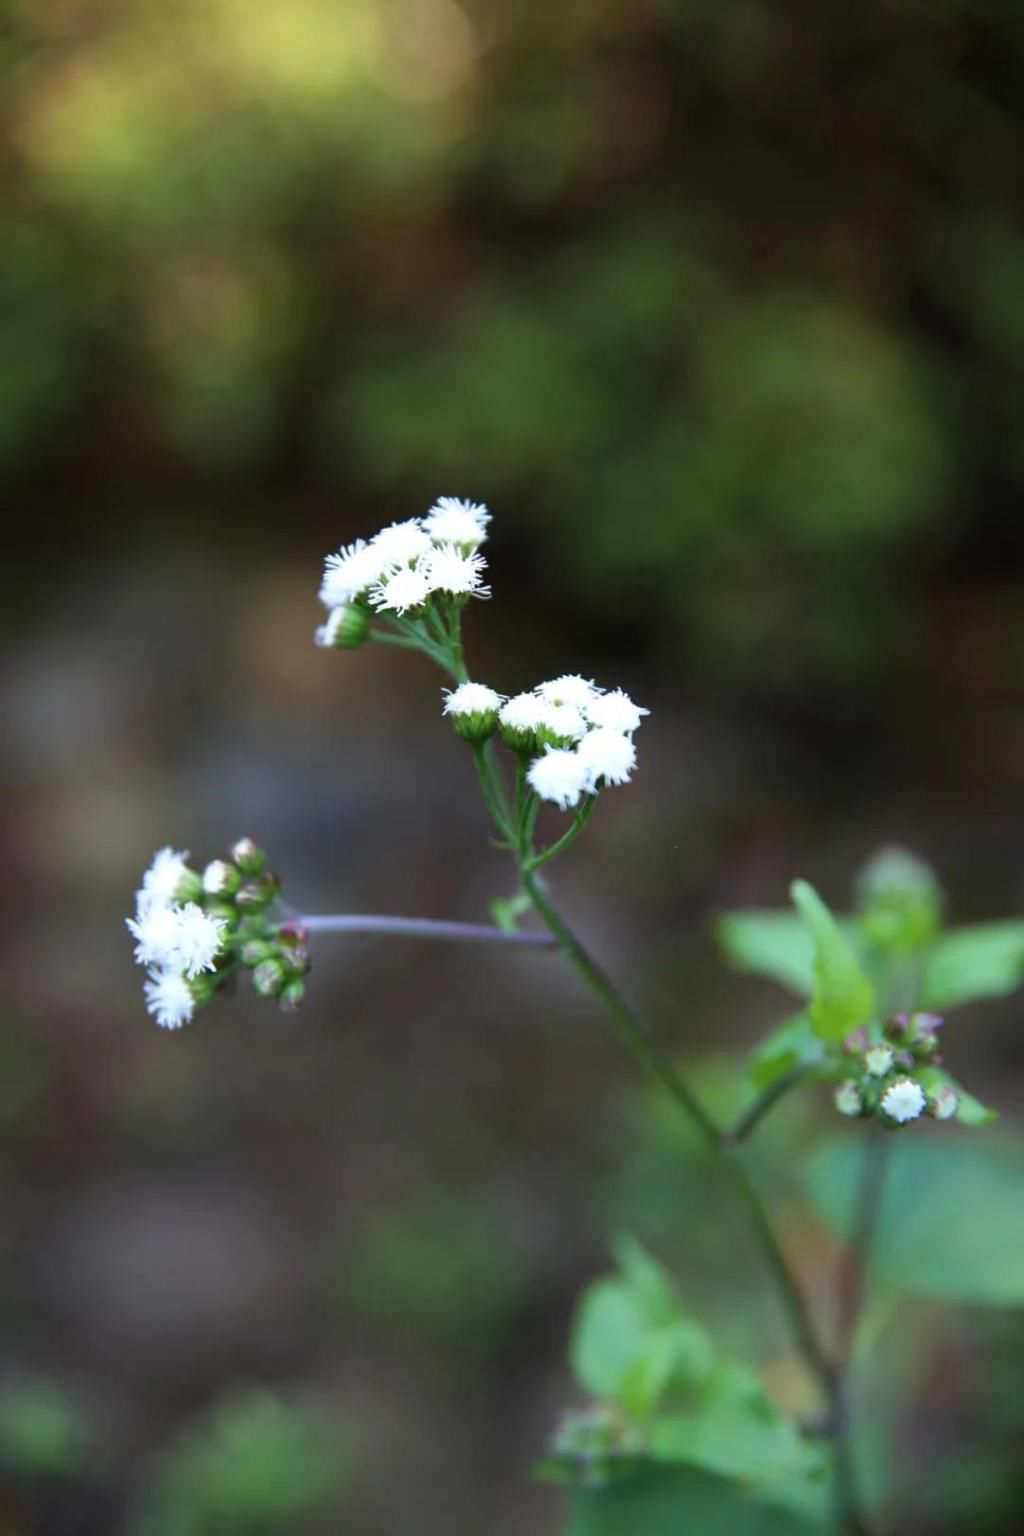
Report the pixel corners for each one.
[445,673,649,811]
[318,498,491,638]
[125,848,227,1029]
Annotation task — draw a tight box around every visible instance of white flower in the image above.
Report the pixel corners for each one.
[173,903,227,977]
[864,1044,895,1078]
[138,846,191,910]
[577,727,637,789]
[527,748,589,811]
[370,519,433,567]
[423,544,490,599]
[424,497,491,548]
[880,1078,926,1124]
[584,688,649,735]
[320,540,383,607]
[443,682,504,718]
[537,701,588,743]
[127,902,185,968]
[536,675,600,710]
[834,1081,864,1118]
[499,693,547,733]
[369,563,433,616]
[144,969,195,1030]
[126,902,226,977]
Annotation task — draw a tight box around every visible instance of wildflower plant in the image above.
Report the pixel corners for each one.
[127,498,1024,1535]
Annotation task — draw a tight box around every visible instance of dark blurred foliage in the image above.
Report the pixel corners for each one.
[2,0,1024,1532]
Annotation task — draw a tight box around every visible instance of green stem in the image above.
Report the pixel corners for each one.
[525,797,597,871]
[724,1064,816,1143]
[370,625,453,674]
[519,865,836,1400]
[472,744,514,844]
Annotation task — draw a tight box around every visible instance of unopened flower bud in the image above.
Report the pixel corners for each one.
[174,868,204,904]
[927,1084,959,1121]
[843,1027,871,1056]
[203,859,241,897]
[279,978,306,1012]
[856,846,942,953]
[240,939,276,967]
[905,1011,943,1056]
[864,1044,895,1078]
[203,900,238,926]
[230,837,266,875]
[442,682,503,744]
[315,603,370,650]
[834,1081,864,1117]
[235,873,280,912]
[252,958,287,998]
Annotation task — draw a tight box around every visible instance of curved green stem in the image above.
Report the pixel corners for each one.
[472,743,514,844]
[724,1064,816,1143]
[525,796,597,871]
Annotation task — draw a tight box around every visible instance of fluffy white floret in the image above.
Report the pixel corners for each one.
[370,519,433,567]
[173,904,227,977]
[577,727,637,788]
[527,748,589,811]
[320,540,383,607]
[536,675,601,710]
[126,903,185,968]
[499,693,547,732]
[881,1078,926,1124]
[538,701,588,742]
[443,682,503,717]
[584,688,649,735]
[424,544,490,599]
[369,563,433,615]
[126,902,226,977]
[144,970,195,1030]
[425,497,491,547]
[138,846,191,910]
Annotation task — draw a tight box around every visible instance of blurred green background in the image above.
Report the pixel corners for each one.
[3,0,1024,1530]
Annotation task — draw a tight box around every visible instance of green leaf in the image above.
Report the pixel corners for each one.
[747,1013,825,1091]
[805,1136,1024,1305]
[790,881,876,1042]
[562,1463,825,1536]
[922,921,1024,1009]
[715,911,817,996]
[649,1362,823,1488]
[570,1242,712,1419]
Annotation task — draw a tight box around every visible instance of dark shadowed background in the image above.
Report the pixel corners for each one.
[3,0,1024,1531]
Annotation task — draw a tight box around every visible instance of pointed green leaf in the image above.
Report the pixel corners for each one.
[790,881,876,1042]
[715,911,818,996]
[570,1244,712,1418]
[922,921,1024,1009]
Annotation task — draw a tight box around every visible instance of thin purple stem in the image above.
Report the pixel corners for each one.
[292,914,555,947]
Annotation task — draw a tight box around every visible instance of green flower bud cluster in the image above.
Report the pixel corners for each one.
[547,1405,647,1488]
[855,846,942,954]
[201,838,310,1011]
[834,1012,954,1126]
